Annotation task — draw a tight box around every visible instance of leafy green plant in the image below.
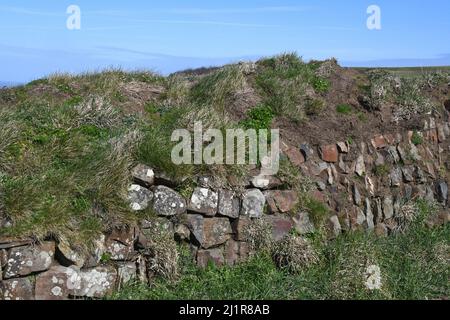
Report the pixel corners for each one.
[240,105,274,131]
[312,77,330,94]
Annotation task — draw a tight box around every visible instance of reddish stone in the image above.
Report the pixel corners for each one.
[263,215,294,241]
[231,218,252,241]
[371,134,387,149]
[35,266,71,300]
[284,147,305,166]
[319,145,338,163]
[264,190,298,214]
[197,248,224,268]
[0,278,34,300]
[384,134,396,145]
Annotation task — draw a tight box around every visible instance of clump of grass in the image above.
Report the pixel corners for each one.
[305,98,325,116]
[336,104,353,115]
[144,228,180,281]
[272,235,318,274]
[304,198,329,227]
[373,164,390,177]
[312,77,330,94]
[411,131,423,146]
[255,53,318,122]
[240,105,274,131]
[189,64,246,116]
[0,98,138,249]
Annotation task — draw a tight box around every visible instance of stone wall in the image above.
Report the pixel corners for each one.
[1,116,449,300]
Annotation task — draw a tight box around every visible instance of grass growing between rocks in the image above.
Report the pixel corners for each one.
[111,201,449,300]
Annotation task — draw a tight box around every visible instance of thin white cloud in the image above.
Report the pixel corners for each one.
[87,5,315,16]
[0,5,62,16]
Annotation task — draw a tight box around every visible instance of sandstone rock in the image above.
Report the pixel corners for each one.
[338,155,350,174]
[350,207,366,230]
[320,144,339,163]
[264,190,298,214]
[83,235,106,268]
[383,196,394,220]
[105,227,136,261]
[365,198,375,230]
[371,134,387,149]
[263,215,294,241]
[375,152,385,166]
[188,187,218,216]
[387,146,400,163]
[186,215,232,249]
[365,176,376,195]
[414,166,427,184]
[0,237,33,250]
[437,123,446,142]
[435,181,448,205]
[240,189,266,218]
[71,266,118,298]
[353,185,361,206]
[35,266,71,300]
[56,240,85,268]
[285,147,305,166]
[402,166,414,183]
[355,155,366,177]
[336,141,349,153]
[250,175,283,190]
[197,248,224,268]
[299,143,314,161]
[316,181,326,191]
[174,224,191,241]
[0,277,34,300]
[131,164,155,187]
[3,242,55,279]
[231,218,252,241]
[375,223,388,237]
[217,189,240,218]
[153,186,186,217]
[328,215,341,238]
[224,239,239,266]
[141,217,173,233]
[311,161,329,176]
[36,266,116,299]
[117,262,137,286]
[390,167,402,187]
[128,184,153,211]
[292,212,315,235]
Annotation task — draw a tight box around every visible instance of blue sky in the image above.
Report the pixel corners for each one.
[0,0,449,82]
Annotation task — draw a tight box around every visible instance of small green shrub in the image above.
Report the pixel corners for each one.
[240,105,274,131]
[411,131,423,146]
[373,164,390,177]
[305,98,325,116]
[336,104,353,115]
[312,77,330,94]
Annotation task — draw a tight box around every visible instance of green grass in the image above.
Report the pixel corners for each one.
[111,200,449,300]
[336,104,353,115]
[411,131,424,146]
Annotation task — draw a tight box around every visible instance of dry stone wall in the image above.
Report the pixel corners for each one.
[1,116,449,300]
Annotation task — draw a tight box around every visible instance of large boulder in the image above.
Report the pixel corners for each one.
[188,188,218,216]
[3,242,55,279]
[240,189,266,218]
[152,186,186,217]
